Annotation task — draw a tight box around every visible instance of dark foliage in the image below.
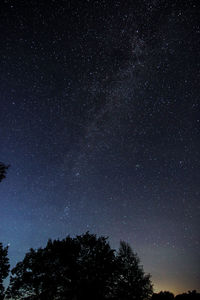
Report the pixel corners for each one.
[6,232,153,300]
[175,291,200,300]
[113,241,153,300]
[152,291,200,300]
[0,243,10,300]
[152,291,175,300]
[0,162,9,183]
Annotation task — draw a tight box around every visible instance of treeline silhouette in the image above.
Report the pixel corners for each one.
[152,291,200,300]
[1,235,199,300]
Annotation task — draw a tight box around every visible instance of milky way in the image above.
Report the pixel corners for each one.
[0,0,199,294]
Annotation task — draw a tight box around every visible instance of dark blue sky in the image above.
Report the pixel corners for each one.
[0,0,199,294]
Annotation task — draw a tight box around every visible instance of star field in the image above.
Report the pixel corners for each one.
[0,0,199,294]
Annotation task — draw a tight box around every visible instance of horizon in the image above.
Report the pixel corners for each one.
[3,230,200,296]
[3,231,200,297]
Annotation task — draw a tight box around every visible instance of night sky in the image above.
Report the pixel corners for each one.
[0,0,200,294]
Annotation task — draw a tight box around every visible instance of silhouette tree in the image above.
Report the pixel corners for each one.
[0,163,10,299]
[0,162,9,183]
[0,243,10,300]
[73,232,116,300]
[6,233,153,300]
[6,237,79,299]
[152,291,174,300]
[175,290,200,300]
[6,233,115,300]
[152,291,200,300]
[113,241,153,300]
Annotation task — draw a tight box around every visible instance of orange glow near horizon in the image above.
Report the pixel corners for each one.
[153,279,199,296]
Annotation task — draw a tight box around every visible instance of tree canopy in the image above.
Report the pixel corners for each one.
[0,243,10,300]
[152,291,175,300]
[113,241,153,300]
[152,290,200,300]
[0,162,9,183]
[6,232,153,300]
